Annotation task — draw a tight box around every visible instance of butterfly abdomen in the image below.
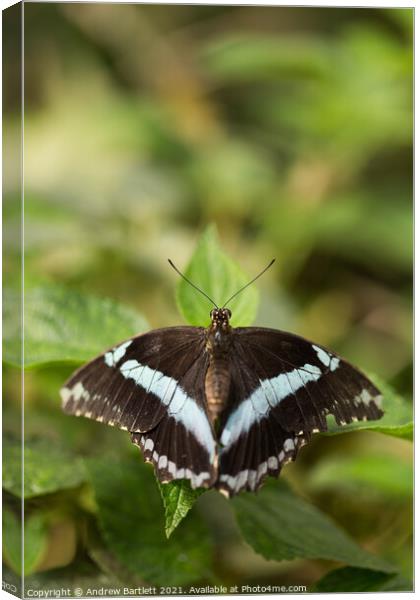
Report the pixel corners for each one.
[205,355,231,422]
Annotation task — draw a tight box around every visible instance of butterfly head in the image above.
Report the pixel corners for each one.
[210,307,231,329]
[168,258,275,332]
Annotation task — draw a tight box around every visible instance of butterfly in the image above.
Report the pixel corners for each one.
[61,259,384,497]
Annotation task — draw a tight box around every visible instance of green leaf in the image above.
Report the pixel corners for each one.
[85,455,212,586]
[379,573,414,592]
[175,224,259,327]
[4,285,148,368]
[325,374,412,440]
[233,479,394,572]
[23,513,49,576]
[3,507,48,576]
[23,560,121,596]
[3,435,86,498]
[2,508,22,575]
[312,567,395,592]
[87,537,143,588]
[308,453,412,500]
[158,480,206,538]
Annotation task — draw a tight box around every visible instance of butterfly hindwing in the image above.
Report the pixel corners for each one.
[217,327,383,495]
[131,418,216,489]
[61,326,217,489]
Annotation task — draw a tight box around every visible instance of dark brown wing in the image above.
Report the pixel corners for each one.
[217,327,383,496]
[61,326,217,489]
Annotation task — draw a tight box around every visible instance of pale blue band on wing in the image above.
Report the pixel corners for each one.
[104,340,133,367]
[220,363,323,448]
[312,345,340,371]
[119,359,216,460]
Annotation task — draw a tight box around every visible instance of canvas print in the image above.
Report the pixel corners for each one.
[3,3,413,597]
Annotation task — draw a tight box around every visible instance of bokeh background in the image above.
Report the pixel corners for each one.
[3,3,413,593]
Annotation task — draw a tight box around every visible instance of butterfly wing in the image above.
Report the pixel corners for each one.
[217,327,383,496]
[61,326,218,489]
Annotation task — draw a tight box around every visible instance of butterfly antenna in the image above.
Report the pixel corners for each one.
[222,259,276,308]
[168,259,218,308]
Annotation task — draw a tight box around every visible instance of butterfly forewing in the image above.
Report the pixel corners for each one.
[234,327,383,430]
[61,326,218,489]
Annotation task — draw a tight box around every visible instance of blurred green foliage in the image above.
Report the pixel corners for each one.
[3,3,412,594]
[4,286,148,367]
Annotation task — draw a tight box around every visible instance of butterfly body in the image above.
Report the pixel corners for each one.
[205,308,233,423]
[61,312,384,496]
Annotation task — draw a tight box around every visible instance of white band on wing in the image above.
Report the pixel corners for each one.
[119,359,216,461]
[220,363,322,448]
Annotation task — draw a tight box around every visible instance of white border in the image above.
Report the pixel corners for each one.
[0,1,415,599]
[0,0,416,6]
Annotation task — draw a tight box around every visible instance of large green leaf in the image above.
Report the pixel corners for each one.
[312,567,396,592]
[158,480,206,538]
[379,573,414,592]
[3,507,48,576]
[308,453,412,499]
[3,435,86,498]
[4,285,148,368]
[233,479,394,572]
[175,224,259,327]
[85,456,212,586]
[325,374,412,440]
